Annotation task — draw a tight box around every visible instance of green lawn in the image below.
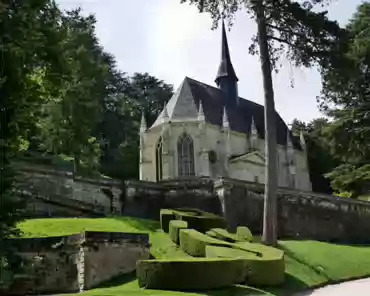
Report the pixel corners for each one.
[18,218,370,296]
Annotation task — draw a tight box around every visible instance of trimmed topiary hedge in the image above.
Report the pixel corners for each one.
[236,226,253,242]
[175,212,226,233]
[160,209,176,233]
[136,258,248,290]
[207,228,247,243]
[179,229,230,257]
[206,243,285,286]
[161,208,226,234]
[169,220,188,244]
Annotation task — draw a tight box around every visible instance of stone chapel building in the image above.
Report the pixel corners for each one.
[139,22,312,192]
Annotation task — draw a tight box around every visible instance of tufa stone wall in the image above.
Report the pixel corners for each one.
[14,163,122,218]
[3,232,150,295]
[126,177,370,244]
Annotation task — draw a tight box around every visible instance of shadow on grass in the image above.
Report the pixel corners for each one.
[93,271,137,289]
[266,274,310,296]
[113,217,159,232]
[197,285,273,295]
[278,243,330,281]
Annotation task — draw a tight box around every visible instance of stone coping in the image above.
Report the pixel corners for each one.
[214,177,370,210]
[7,232,150,252]
[15,163,121,187]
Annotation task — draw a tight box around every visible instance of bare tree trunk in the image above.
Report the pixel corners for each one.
[255,0,278,246]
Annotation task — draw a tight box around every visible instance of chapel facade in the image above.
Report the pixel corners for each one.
[138,21,312,192]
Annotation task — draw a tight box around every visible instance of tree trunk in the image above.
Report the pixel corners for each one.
[255,0,278,246]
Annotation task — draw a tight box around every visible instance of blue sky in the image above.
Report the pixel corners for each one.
[56,0,363,124]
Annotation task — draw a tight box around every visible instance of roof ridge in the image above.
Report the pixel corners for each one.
[184,76,264,108]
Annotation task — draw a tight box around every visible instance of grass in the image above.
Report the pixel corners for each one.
[17,217,370,296]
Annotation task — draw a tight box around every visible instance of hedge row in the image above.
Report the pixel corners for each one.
[169,220,188,244]
[136,258,248,290]
[160,208,226,234]
[179,229,231,257]
[206,243,285,286]
[206,228,247,243]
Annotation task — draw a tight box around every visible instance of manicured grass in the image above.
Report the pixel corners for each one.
[17,218,370,296]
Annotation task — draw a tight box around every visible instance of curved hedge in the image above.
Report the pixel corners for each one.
[136,258,248,290]
[179,229,231,257]
[169,220,188,244]
[161,208,226,234]
[207,228,247,243]
[236,226,253,242]
[160,209,176,233]
[206,243,285,286]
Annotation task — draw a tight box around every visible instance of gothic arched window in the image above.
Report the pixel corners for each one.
[156,137,163,181]
[177,133,195,177]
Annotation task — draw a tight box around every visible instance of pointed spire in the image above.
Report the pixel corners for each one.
[197,100,205,122]
[140,111,147,133]
[222,106,229,129]
[215,19,238,85]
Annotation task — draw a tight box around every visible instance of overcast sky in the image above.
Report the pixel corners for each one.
[56,0,362,124]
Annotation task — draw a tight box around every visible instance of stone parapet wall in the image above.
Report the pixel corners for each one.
[124,178,222,219]
[14,162,123,217]
[214,178,370,243]
[3,232,149,295]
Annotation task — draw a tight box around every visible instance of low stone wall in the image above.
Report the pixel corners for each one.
[214,178,370,243]
[124,178,222,220]
[14,162,123,218]
[4,232,149,295]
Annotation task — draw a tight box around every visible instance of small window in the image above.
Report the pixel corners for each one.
[254,176,259,183]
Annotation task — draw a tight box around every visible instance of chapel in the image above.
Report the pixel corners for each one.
[139,21,312,191]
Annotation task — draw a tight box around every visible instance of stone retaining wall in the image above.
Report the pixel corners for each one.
[3,232,150,295]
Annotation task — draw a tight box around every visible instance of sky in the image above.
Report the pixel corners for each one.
[56,0,363,124]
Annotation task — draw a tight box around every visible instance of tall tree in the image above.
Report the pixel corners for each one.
[37,9,124,176]
[180,0,343,245]
[99,73,173,180]
[318,2,370,198]
[0,0,65,285]
[291,118,338,194]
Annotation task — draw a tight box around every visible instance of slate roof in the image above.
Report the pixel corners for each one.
[151,77,301,150]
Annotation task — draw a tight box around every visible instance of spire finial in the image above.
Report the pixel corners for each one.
[198,100,205,121]
[251,116,257,135]
[222,106,229,129]
[163,105,169,122]
[287,130,293,148]
[140,111,147,133]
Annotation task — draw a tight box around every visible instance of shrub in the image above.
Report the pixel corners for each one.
[169,220,188,244]
[160,209,175,233]
[208,228,247,243]
[175,211,226,233]
[206,243,285,286]
[136,258,248,290]
[236,226,253,242]
[179,229,230,257]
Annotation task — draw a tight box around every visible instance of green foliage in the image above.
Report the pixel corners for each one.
[160,209,176,233]
[317,2,370,197]
[206,228,247,243]
[136,258,247,290]
[290,118,339,194]
[179,229,230,257]
[169,220,188,244]
[236,226,254,242]
[206,245,285,286]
